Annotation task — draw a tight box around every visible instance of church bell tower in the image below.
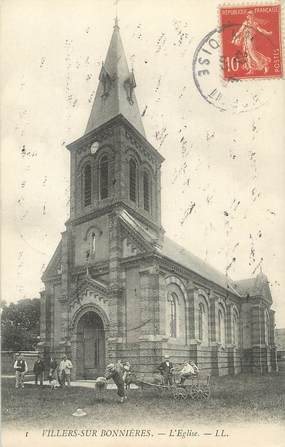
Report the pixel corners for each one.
[67,19,164,242]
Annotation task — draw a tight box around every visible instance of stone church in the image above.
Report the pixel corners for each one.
[40,19,277,379]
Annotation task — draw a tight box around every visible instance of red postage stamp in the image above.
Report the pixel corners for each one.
[220,4,283,79]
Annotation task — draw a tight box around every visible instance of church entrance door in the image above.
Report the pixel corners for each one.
[76,311,105,379]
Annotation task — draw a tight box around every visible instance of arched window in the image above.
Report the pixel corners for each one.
[198,300,209,345]
[143,171,151,212]
[167,292,177,338]
[233,312,239,346]
[129,159,137,202]
[100,155,109,199]
[83,164,92,206]
[218,308,226,345]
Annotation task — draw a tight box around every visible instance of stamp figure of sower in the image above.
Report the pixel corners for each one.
[231,11,272,74]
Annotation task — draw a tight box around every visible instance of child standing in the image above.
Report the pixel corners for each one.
[48,357,58,389]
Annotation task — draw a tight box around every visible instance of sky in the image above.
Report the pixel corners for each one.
[1,0,285,327]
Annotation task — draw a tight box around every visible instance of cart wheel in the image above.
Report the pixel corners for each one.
[189,385,199,400]
[201,385,210,400]
[190,386,205,400]
[172,387,187,400]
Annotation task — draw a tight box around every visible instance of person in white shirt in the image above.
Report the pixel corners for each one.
[179,360,198,384]
[190,361,199,374]
[14,353,28,389]
[59,355,73,387]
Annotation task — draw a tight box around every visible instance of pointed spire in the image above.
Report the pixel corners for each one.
[85,20,145,137]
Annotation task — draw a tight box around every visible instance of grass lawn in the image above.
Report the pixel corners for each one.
[2,374,285,430]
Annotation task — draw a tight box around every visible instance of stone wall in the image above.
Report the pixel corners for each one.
[2,351,39,375]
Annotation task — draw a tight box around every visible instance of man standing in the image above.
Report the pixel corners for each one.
[33,355,45,386]
[14,353,28,389]
[158,355,174,385]
[59,355,73,387]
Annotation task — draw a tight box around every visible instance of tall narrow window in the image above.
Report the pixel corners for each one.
[91,232,96,254]
[143,171,150,212]
[233,313,239,346]
[218,309,226,345]
[198,303,204,340]
[264,311,270,345]
[168,292,177,338]
[218,310,222,343]
[129,159,137,202]
[100,155,109,199]
[84,164,92,206]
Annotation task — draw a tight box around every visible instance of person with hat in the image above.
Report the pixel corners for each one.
[33,355,45,386]
[14,353,28,389]
[158,355,174,386]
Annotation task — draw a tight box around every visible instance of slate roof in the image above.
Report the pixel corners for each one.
[42,240,62,280]
[235,273,269,297]
[159,236,240,296]
[85,20,145,137]
[117,209,241,296]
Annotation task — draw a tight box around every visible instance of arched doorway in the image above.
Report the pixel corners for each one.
[76,311,105,379]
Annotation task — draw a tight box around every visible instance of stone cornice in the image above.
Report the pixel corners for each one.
[124,126,164,166]
[66,114,164,164]
[155,254,240,299]
[119,220,154,253]
[65,201,163,234]
[72,262,109,277]
[42,275,62,285]
[120,251,155,267]
[66,118,116,151]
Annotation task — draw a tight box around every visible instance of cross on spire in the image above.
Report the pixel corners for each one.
[114,15,119,29]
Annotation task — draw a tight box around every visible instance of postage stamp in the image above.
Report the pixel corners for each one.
[193,27,270,112]
[220,4,283,79]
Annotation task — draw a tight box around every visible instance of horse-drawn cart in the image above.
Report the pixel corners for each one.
[136,373,211,401]
[96,365,211,403]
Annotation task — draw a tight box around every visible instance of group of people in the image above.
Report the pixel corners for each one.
[13,352,73,389]
[14,352,198,399]
[47,354,73,389]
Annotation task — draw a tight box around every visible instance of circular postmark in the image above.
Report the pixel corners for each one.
[192,26,271,113]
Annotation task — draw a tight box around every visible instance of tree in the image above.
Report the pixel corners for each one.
[1,298,40,351]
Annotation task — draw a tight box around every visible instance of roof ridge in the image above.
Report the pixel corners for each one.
[164,235,235,282]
